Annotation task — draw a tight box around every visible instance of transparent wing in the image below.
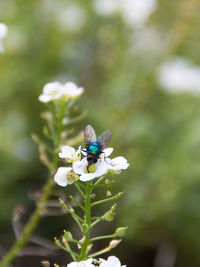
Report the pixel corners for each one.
[84,125,97,149]
[98,130,112,149]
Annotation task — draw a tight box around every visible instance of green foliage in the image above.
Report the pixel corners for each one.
[0,0,200,266]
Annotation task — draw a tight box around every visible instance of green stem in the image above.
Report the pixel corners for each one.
[79,182,93,260]
[88,246,111,258]
[55,238,79,260]
[0,102,69,267]
[90,218,103,229]
[0,177,54,267]
[91,192,124,207]
[74,182,85,199]
[69,195,85,211]
[90,234,116,242]
[59,199,83,228]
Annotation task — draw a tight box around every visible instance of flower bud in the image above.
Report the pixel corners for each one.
[41,261,50,267]
[78,236,85,249]
[115,227,128,238]
[106,190,112,197]
[103,211,115,222]
[91,193,96,199]
[64,230,73,241]
[87,243,93,253]
[109,239,121,249]
[81,223,89,234]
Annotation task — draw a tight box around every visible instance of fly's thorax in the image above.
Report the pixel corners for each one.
[87,141,101,157]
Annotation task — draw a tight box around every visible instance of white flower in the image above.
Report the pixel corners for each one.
[120,0,157,28]
[93,0,119,16]
[54,167,78,187]
[39,81,84,103]
[73,147,129,181]
[58,4,86,32]
[93,0,157,27]
[107,156,129,174]
[157,57,200,95]
[67,259,95,267]
[99,256,126,267]
[73,157,109,182]
[0,23,8,53]
[59,146,81,163]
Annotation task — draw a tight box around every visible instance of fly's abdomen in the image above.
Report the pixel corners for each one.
[88,142,101,157]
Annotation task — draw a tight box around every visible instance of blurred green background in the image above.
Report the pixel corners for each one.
[1,0,200,266]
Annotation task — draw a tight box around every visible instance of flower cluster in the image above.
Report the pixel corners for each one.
[54,145,129,187]
[39,81,84,103]
[0,23,8,53]
[67,256,126,267]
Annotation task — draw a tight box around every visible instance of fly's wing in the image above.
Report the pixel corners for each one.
[98,130,112,150]
[84,125,97,149]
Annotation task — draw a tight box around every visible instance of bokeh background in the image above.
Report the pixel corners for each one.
[1,0,200,266]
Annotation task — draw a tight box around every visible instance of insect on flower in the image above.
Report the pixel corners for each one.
[83,125,112,172]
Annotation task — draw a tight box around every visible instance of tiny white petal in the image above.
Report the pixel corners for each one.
[81,150,87,156]
[109,156,129,171]
[94,160,110,176]
[79,172,98,182]
[67,258,95,267]
[54,167,72,187]
[43,82,62,94]
[103,147,113,157]
[38,94,52,103]
[59,146,75,159]
[73,158,87,175]
[99,255,126,267]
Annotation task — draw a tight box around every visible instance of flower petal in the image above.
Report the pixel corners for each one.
[59,146,75,159]
[79,172,97,182]
[99,256,125,267]
[67,259,95,267]
[103,147,113,157]
[54,167,72,187]
[79,160,109,181]
[43,82,62,95]
[38,94,52,103]
[73,158,87,175]
[109,156,129,170]
[107,256,121,265]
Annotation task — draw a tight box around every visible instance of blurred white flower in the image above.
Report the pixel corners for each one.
[39,81,84,103]
[54,167,78,187]
[67,259,95,267]
[93,0,119,16]
[59,146,81,163]
[120,0,157,28]
[93,0,157,27]
[99,256,126,267]
[58,3,86,32]
[0,23,8,53]
[131,27,163,55]
[158,58,200,94]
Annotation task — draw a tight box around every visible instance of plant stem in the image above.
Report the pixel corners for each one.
[91,192,124,207]
[90,234,115,242]
[0,102,71,267]
[79,182,92,260]
[0,177,54,267]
